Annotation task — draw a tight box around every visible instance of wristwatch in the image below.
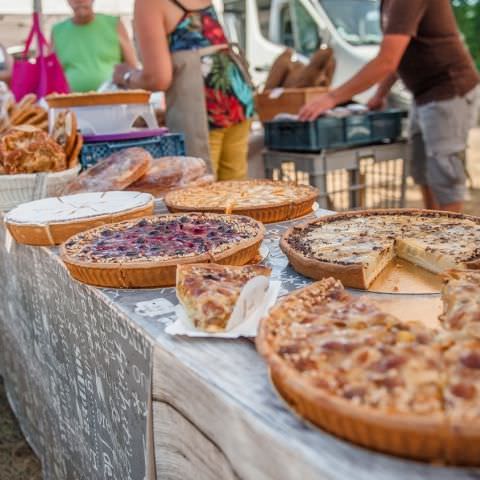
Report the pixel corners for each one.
[122,70,133,87]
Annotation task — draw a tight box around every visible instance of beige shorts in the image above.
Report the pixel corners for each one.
[409,85,479,205]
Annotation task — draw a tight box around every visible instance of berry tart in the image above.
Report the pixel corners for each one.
[61,213,265,288]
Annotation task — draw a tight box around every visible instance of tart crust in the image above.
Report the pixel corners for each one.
[281,209,480,289]
[257,277,480,464]
[165,180,319,223]
[6,195,155,246]
[60,214,265,288]
[46,90,151,108]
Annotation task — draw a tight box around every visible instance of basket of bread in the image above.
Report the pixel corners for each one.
[0,93,48,133]
[0,105,83,211]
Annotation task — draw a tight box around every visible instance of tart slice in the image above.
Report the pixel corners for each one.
[61,213,265,288]
[5,191,154,246]
[176,263,271,332]
[165,180,319,223]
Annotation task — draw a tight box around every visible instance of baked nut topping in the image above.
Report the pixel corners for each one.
[257,271,480,463]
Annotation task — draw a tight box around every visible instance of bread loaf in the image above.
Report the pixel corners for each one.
[63,147,152,194]
[126,156,209,197]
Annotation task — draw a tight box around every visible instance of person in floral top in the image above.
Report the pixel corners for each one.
[114,0,255,180]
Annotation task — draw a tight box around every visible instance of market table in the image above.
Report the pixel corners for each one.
[1,203,479,480]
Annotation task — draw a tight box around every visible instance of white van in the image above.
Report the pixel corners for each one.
[216,0,411,108]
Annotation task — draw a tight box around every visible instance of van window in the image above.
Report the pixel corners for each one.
[320,0,382,45]
[257,0,273,40]
[258,0,322,57]
[291,0,322,56]
[279,3,294,47]
[223,0,247,50]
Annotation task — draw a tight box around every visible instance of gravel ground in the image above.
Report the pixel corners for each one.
[0,129,478,480]
[0,378,42,480]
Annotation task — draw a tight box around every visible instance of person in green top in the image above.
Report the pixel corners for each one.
[52,0,138,92]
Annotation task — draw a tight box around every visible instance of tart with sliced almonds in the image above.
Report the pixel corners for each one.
[165,180,319,223]
[257,272,480,465]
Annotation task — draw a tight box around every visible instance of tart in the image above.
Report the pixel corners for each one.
[45,90,151,108]
[257,273,480,464]
[5,191,154,246]
[165,180,319,223]
[281,209,480,289]
[176,263,271,332]
[61,213,265,288]
[62,147,152,194]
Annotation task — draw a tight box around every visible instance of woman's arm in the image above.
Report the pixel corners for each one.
[117,19,139,68]
[113,0,172,91]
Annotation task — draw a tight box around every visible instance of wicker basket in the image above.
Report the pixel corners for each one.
[0,166,81,212]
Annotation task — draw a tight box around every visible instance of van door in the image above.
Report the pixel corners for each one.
[221,0,410,107]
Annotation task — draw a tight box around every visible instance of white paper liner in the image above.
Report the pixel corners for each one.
[166,278,281,338]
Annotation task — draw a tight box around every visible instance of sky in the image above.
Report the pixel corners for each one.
[0,0,135,14]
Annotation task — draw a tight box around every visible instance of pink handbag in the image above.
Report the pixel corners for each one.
[11,12,70,101]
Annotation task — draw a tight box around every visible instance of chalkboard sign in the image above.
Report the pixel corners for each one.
[0,223,152,480]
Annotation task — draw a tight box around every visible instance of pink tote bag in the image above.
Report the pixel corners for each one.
[11,12,70,101]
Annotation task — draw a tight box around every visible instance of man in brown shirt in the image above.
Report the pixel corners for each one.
[300,0,479,212]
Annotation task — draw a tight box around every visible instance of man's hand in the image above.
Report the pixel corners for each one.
[298,92,337,121]
[298,35,409,121]
[367,93,387,111]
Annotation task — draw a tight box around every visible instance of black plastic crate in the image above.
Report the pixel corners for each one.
[264,117,344,152]
[80,133,186,169]
[370,110,406,144]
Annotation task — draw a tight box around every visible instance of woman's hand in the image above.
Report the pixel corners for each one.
[113,63,132,87]
[298,92,337,121]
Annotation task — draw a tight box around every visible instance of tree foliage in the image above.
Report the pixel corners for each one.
[452,0,480,71]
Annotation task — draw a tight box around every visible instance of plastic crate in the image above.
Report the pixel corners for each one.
[263,142,407,210]
[370,110,406,144]
[345,115,372,146]
[80,133,185,169]
[264,117,344,152]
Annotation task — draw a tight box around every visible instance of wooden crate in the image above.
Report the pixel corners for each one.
[255,87,328,122]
